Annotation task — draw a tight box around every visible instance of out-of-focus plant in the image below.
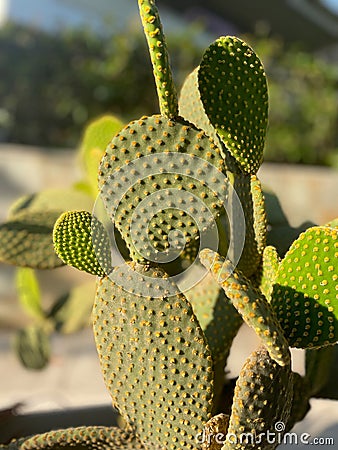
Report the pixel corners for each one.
[0,22,202,148]
[0,22,337,167]
[248,36,338,166]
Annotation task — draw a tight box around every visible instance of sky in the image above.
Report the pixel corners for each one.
[321,0,338,14]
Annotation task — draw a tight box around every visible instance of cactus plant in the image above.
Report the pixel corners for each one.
[0,0,337,448]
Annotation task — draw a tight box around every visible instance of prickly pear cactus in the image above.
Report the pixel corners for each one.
[53,210,112,276]
[2,1,337,449]
[199,249,290,367]
[223,346,293,450]
[270,226,338,348]
[93,263,214,449]
[0,426,145,449]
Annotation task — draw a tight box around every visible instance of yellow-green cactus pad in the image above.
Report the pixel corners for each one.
[79,115,124,196]
[93,263,214,449]
[4,426,144,449]
[49,282,96,334]
[0,210,63,269]
[98,114,228,264]
[271,226,338,349]
[16,267,43,320]
[223,346,293,450]
[199,37,268,174]
[259,246,280,301]
[53,210,111,277]
[199,249,290,366]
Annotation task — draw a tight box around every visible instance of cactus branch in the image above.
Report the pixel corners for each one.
[138,0,178,118]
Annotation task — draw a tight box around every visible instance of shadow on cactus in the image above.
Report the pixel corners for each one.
[0,0,337,449]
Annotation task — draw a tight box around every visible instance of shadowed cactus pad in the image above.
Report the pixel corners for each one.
[93,263,214,449]
[199,249,290,366]
[0,210,63,269]
[199,37,268,174]
[53,210,111,277]
[223,346,293,450]
[184,272,242,364]
[98,114,228,263]
[271,226,338,348]
[3,426,145,449]
[232,174,266,277]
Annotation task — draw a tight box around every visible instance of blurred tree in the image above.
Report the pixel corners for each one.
[248,36,338,166]
[0,23,337,166]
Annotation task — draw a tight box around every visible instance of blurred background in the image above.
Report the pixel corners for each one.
[0,0,337,166]
[0,0,337,446]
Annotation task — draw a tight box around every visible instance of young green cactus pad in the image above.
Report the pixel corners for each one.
[199,249,290,366]
[2,426,145,449]
[98,114,230,263]
[198,37,268,174]
[259,246,280,301]
[93,263,214,449]
[223,346,293,450]
[271,226,338,349]
[79,115,124,197]
[53,210,111,276]
[48,282,96,334]
[0,210,64,269]
[15,268,43,320]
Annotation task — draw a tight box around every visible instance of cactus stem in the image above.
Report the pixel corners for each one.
[138,0,179,118]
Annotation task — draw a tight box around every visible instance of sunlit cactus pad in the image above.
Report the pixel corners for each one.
[199,249,290,366]
[98,114,228,262]
[93,262,214,449]
[199,36,268,174]
[53,210,111,276]
[271,226,338,348]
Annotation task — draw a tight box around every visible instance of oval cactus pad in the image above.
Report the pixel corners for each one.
[199,37,268,174]
[93,263,214,449]
[271,226,338,349]
[98,114,229,264]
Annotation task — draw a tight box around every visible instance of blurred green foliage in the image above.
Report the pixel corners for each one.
[0,22,202,147]
[248,36,338,166]
[0,23,337,166]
